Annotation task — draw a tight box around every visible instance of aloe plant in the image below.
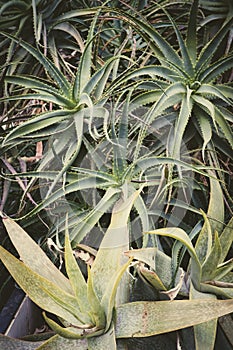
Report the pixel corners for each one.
[1,188,233,350]
[126,173,233,349]
[105,0,233,161]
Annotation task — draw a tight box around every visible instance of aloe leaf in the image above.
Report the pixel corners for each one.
[42,313,84,339]
[133,194,150,237]
[192,95,218,130]
[0,334,43,350]
[110,8,183,70]
[115,299,233,338]
[215,108,233,149]
[1,32,71,95]
[197,84,233,106]
[73,12,99,99]
[84,56,120,99]
[5,75,75,107]
[196,16,233,73]
[146,227,202,287]
[52,22,84,52]
[87,323,117,350]
[190,282,218,350]
[161,5,194,76]
[195,173,224,266]
[170,88,193,159]
[214,259,233,281]
[87,266,106,329]
[137,263,167,291]
[110,66,178,93]
[45,110,84,198]
[101,258,133,330]
[0,93,71,109]
[36,334,88,349]
[70,187,121,245]
[64,235,91,322]
[1,216,72,292]
[195,111,212,159]
[132,156,209,179]
[146,228,199,265]
[219,217,233,263]
[18,177,114,221]
[2,110,71,146]
[201,231,222,281]
[55,8,97,23]
[125,247,181,291]
[0,246,82,325]
[43,313,103,340]
[200,282,233,299]
[91,187,142,301]
[200,55,233,83]
[186,0,198,64]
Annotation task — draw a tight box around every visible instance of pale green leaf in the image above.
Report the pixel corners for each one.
[64,235,90,322]
[196,112,212,160]
[0,246,82,325]
[125,247,179,291]
[115,299,233,338]
[36,334,88,349]
[1,216,72,293]
[190,282,217,350]
[101,258,133,330]
[195,173,224,265]
[219,217,233,263]
[87,323,117,350]
[201,231,222,281]
[91,187,142,301]
[0,334,43,350]
[87,266,106,329]
[146,227,201,287]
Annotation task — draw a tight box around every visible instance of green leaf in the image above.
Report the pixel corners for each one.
[170,87,193,159]
[215,108,233,149]
[91,187,142,301]
[125,247,182,292]
[1,216,72,293]
[195,173,224,265]
[146,227,202,287]
[42,313,85,340]
[1,32,71,95]
[186,0,198,64]
[71,187,121,245]
[219,217,233,263]
[190,282,218,350]
[36,334,88,349]
[5,75,74,107]
[101,258,133,330]
[64,234,90,322]
[0,334,44,350]
[87,266,106,329]
[146,228,199,266]
[2,110,71,146]
[0,246,82,325]
[196,111,212,159]
[201,231,222,281]
[87,323,117,350]
[196,16,233,73]
[115,299,233,338]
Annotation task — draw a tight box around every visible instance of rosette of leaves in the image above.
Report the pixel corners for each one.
[1,189,233,349]
[126,174,233,349]
[106,0,233,161]
[8,92,210,248]
[0,11,127,208]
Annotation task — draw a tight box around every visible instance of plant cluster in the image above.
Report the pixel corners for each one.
[0,0,232,349]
